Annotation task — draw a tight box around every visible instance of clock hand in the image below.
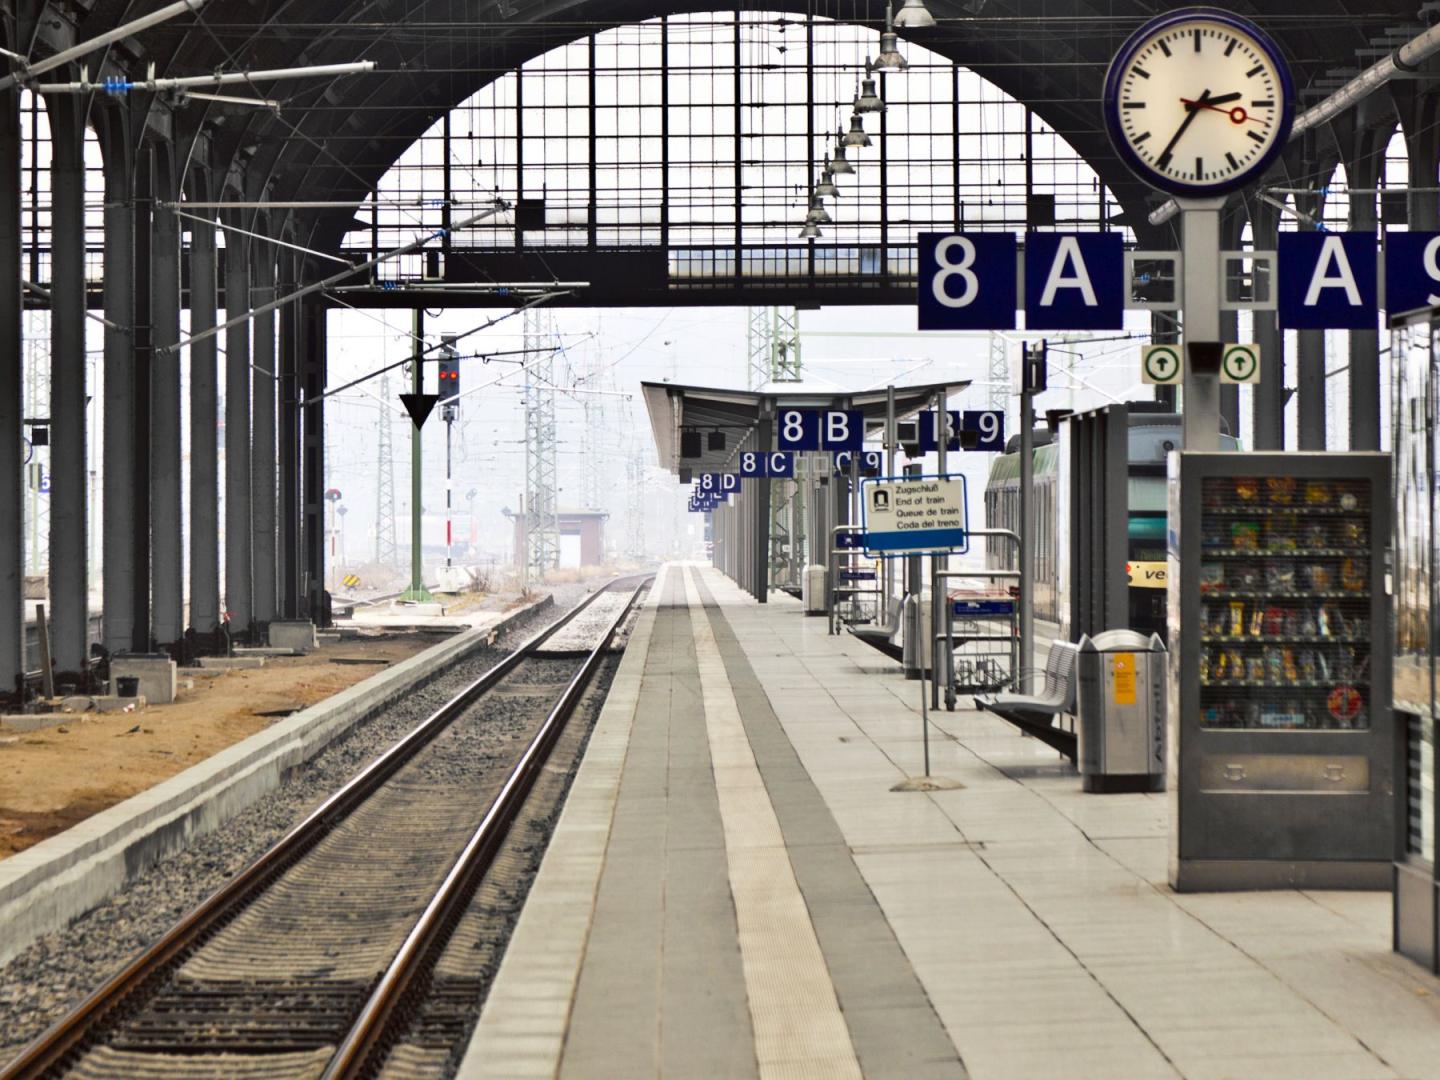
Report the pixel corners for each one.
[1155,88,1211,168]
[1181,95,1267,124]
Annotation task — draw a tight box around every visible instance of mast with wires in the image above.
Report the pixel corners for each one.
[580,342,606,512]
[523,307,560,581]
[373,368,398,568]
[746,306,803,390]
[988,331,1009,415]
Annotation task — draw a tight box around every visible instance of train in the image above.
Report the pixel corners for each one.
[983,410,1237,637]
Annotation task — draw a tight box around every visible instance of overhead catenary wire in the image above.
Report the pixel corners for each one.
[161,199,511,356]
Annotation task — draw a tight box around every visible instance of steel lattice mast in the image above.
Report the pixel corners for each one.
[523,307,560,581]
[373,368,398,568]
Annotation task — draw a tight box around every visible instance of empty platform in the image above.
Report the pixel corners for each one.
[461,563,1440,1080]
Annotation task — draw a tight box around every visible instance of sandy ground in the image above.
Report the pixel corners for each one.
[0,632,445,859]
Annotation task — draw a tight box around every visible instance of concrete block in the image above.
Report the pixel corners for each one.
[198,656,265,670]
[317,632,342,645]
[268,619,318,653]
[111,654,179,705]
[0,713,72,733]
[234,646,300,657]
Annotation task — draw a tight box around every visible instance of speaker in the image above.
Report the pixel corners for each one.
[708,430,726,451]
[680,431,702,458]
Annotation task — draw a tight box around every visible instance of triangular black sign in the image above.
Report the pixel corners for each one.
[399,392,440,428]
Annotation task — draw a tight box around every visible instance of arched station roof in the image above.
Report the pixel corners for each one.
[13,0,1425,259]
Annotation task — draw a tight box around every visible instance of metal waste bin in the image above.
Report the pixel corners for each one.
[802,564,828,616]
[1077,630,1167,793]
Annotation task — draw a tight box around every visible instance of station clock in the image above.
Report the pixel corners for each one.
[1103,8,1294,198]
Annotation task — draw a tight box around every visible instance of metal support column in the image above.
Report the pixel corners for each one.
[0,83,21,692]
[187,195,220,635]
[46,93,89,679]
[753,414,772,602]
[302,298,328,623]
[131,148,153,652]
[151,164,183,648]
[1249,198,1284,449]
[278,257,302,618]
[1178,198,1226,452]
[224,227,252,634]
[1294,184,1330,450]
[251,249,278,625]
[100,128,134,654]
[1018,370,1034,690]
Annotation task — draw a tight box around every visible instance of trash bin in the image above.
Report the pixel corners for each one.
[115,675,140,698]
[1076,630,1167,793]
[802,564,828,616]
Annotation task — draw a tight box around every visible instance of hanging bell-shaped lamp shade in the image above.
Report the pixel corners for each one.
[829,138,856,174]
[806,194,833,225]
[799,220,822,239]
[854,64,884,113]
[873,30,908,72]
[815,168,838,199]
[892,0,937,29]
[841,113,872,149]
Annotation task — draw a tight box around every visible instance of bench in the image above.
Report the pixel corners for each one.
[846,598,904,662]
[973,640,1079,761]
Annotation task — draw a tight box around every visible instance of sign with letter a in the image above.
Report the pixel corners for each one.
[916,232,1017,330]
[1024,232,1124,330]
[1277,232,1377,329]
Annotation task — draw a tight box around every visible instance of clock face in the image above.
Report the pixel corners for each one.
[1104,10,1293,197]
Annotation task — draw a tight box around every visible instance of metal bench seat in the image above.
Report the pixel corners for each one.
[973,641,1079,761]
[847,598,904,662]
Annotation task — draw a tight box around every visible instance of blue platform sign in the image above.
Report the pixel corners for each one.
[1277,232,1378,329]
[719,472,739,494]
[835,531,866,550]
[766,451,794,478]
[820,409,864,451]
[1024,232,1124,330]
[738,451,766,477]
[833,450,883,476]
[918,409,962,453]
[777,408,820,451]
[963,409,1006,452]
[1385,232,1440,315]
[917,232,1017,331]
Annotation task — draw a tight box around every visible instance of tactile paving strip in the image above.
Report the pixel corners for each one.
[683,567,863,1080]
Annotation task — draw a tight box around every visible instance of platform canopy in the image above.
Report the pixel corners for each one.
[642,380,970,474]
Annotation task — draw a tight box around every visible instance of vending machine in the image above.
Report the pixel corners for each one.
[1167,452,1393,891]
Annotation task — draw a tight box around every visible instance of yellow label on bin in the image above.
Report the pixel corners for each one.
[1126,561,1167,588]
[1112,653,1137,705]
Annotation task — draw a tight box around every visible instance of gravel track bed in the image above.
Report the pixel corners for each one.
[380,656,621,1079]
[0,586,598,1065]
[532,591,636,655]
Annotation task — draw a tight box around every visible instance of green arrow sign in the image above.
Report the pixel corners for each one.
[1141,344,1182,385]
[1220,343,1261,384]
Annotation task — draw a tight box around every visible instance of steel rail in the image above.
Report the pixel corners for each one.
[0,583,621,1080]
[322,577,650,1077]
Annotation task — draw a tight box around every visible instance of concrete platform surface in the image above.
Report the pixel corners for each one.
[464,563,1440,1080]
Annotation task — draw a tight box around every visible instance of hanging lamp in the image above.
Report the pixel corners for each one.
[829,136,856,174]
[892,0,937,29]
[799,220,821,238]
[873,4,909,71]
[841,113,872,148]
[805,194,833,225]
[854,65,884,113]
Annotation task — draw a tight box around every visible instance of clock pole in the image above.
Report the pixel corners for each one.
[1176,196,1227,452]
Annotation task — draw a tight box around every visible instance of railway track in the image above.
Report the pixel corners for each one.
[1,577,650,1080]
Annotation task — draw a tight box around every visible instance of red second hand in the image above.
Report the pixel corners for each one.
[1181,98,1267,125]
